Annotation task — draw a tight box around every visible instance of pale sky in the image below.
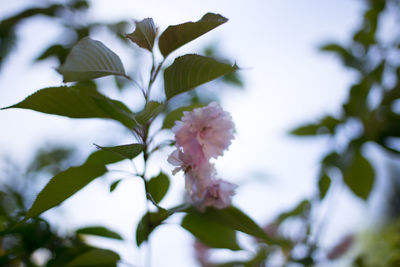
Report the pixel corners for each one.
[0,1,378,266]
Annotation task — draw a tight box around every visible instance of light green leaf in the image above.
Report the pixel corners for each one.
[58,37,127,82]
[162,104,205,129]
[135,101,164,125]
[164,54,238,99]
[159,13,227,57]
[182,211,240,250]
[126,18,157,52]
[65,248,120,267]
[318,172,331,200]
[343,151,374,200]
[77,226,123,240]
[2,86,136,129]
[94,143,144,160]
[147,172,170,204]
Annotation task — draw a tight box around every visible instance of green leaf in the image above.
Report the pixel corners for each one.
[65,248,120,267]
[192,206,283,246]
[24,164,107,222]
[77,226,123,240]
[126,18,157,52]
[35,44,69,63]
[135,101,164,125]
[162,104,205,129]
[58,37,127,82]
[164,54,238,100]
[147,172,170,204]
[22,149,128,223]
[276,200,310,223]
[290,116,341,136]
[159,13,228,57]
[2,86,136,129]
[343,151,375,200]
[110,179,122,192]
[136,209,170,246]
[85,149,127,166]
[182,211,240,250]
[318,172,331,200]
[319,43,362,70]
[94,143,144,160]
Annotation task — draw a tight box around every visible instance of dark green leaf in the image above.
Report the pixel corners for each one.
[147,172,170,204]
[126,18,157,52]
[182,211,240,250]
[158,13,227,57]
[2,86,136,128]
[136,209,170,246]
[24,164,107,222]
[58,37,127,82]
[77,226,123,240]
[65,248,120,266]
[318,172,332,200]
[135,101,164,125]
[343,151,374,200]
[162,104,204,129]
[164,54,238,99]
[94,143,144,160]
[110,179,122,192]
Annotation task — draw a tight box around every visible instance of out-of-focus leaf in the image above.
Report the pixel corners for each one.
[181,211,240,250]
[94,143,144,160]
[65,248,120,266]
[135,101,164,125]
[290,116,341,136]
[77,226,123,240]
[58,37,127,82]
[22,149,127,222]
[35,44,70,63]
[216,249,268,267]
[193,206,277,245]
[276,200,310,223]
[126,18,157,52]
[164,54,238,99]
[147,172,170,204]
[109,179,122,192]
[343,151,374,200]
[222,72,244,88]
[318,172,332,200]
[162,104,204,129]
[136,209,170,246]
[2,86,136,128]
[320,43,362,70]
[158,13,227,57]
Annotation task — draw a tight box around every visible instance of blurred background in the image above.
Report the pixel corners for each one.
[1,0,400,266]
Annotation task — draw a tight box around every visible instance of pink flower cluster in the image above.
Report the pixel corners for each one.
[168,102,237,211]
